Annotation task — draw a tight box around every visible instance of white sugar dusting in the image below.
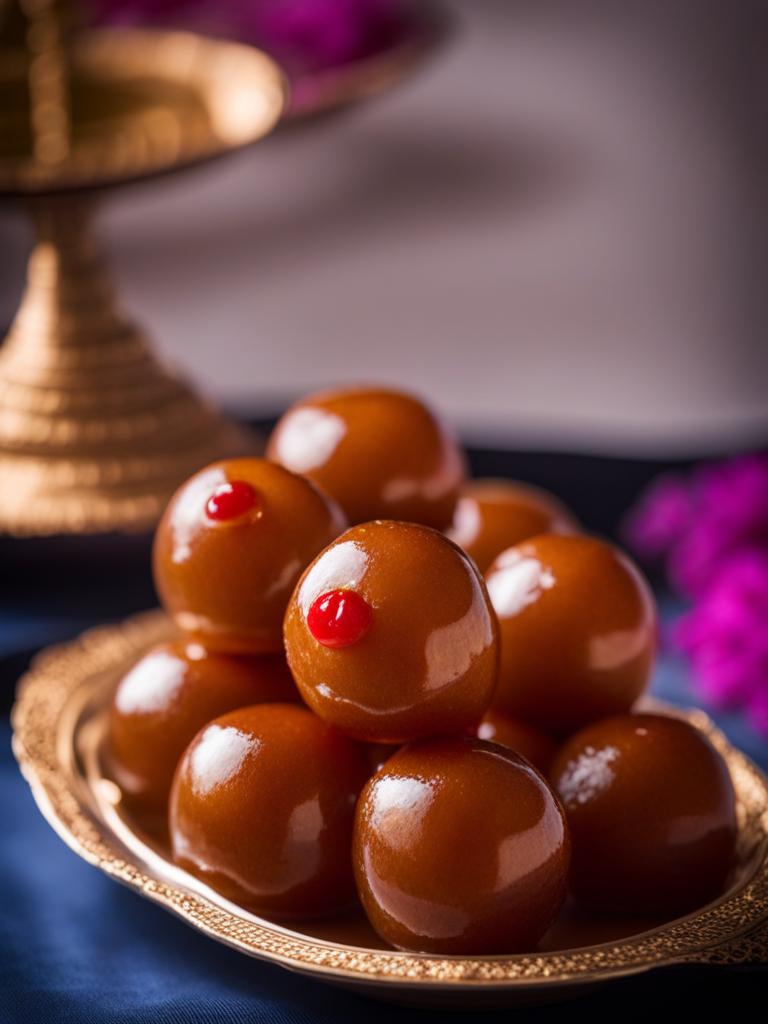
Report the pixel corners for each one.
[558,745,620,805]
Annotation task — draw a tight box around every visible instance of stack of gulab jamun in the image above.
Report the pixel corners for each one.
[106,385,737,954]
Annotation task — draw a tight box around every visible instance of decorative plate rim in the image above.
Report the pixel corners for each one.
[11,611,768,988]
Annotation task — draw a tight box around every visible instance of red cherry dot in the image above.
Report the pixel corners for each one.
[307,589,372,648]
[205,480,259,522]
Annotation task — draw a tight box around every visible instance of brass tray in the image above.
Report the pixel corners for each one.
[11,612,768,1008]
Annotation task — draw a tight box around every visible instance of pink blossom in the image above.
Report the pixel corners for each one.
[675,548,768,734]
[247,0,404,71]
[625,453,768,596]
[89,0,406,72]
[749,688,768,735]
[622,473,692,560]
[89,0,188,25]
[671,455,768,595]
[627,452,768,734]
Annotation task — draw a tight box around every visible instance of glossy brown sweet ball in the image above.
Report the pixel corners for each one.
[354,738,570,954]
[266,387,466,529]
[108,641,298,812]
[447,478,578,573]
[365,743,401,774]
[486,534,657,735]
[170,704,369,918]
[476,708,557,774]
[284,520,499,743]
[551,714,737,914]
[153,458,346,654]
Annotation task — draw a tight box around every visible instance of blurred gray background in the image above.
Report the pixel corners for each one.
[1,0,766,454]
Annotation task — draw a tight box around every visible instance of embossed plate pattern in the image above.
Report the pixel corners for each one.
[11,612,768,1007]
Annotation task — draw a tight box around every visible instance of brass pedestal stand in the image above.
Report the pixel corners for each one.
[0,3,286,535]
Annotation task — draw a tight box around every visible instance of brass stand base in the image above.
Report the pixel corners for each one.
[0,17,285,536]
[0,198,253,536]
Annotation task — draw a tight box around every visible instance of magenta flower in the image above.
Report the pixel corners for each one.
[626,452,768,734]
[675,548,768,734]
[750,688,768,735]
[624,453,768,596]
[671,455,768,595]
[246,0,404,71]
[89,0,189,25]
[622,473,692,560]
[89,0,406,72]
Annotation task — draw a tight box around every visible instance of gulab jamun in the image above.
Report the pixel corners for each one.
[266,387,466,529]
[108,641,298,811]
[551,713,737,914]
[447,479,578,573]
[284,520,499,743]
[365,743,401,774]
[353,738,570,954]
[486,534,657,734]
[476,708,557,774]
[153,458,346,654]
[170,704,369,918]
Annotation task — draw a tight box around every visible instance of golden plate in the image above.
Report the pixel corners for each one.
[11,612,768,1007]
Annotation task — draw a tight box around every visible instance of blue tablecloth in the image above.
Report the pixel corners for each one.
[0,723,760,1024]
[2,627,766,1023]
